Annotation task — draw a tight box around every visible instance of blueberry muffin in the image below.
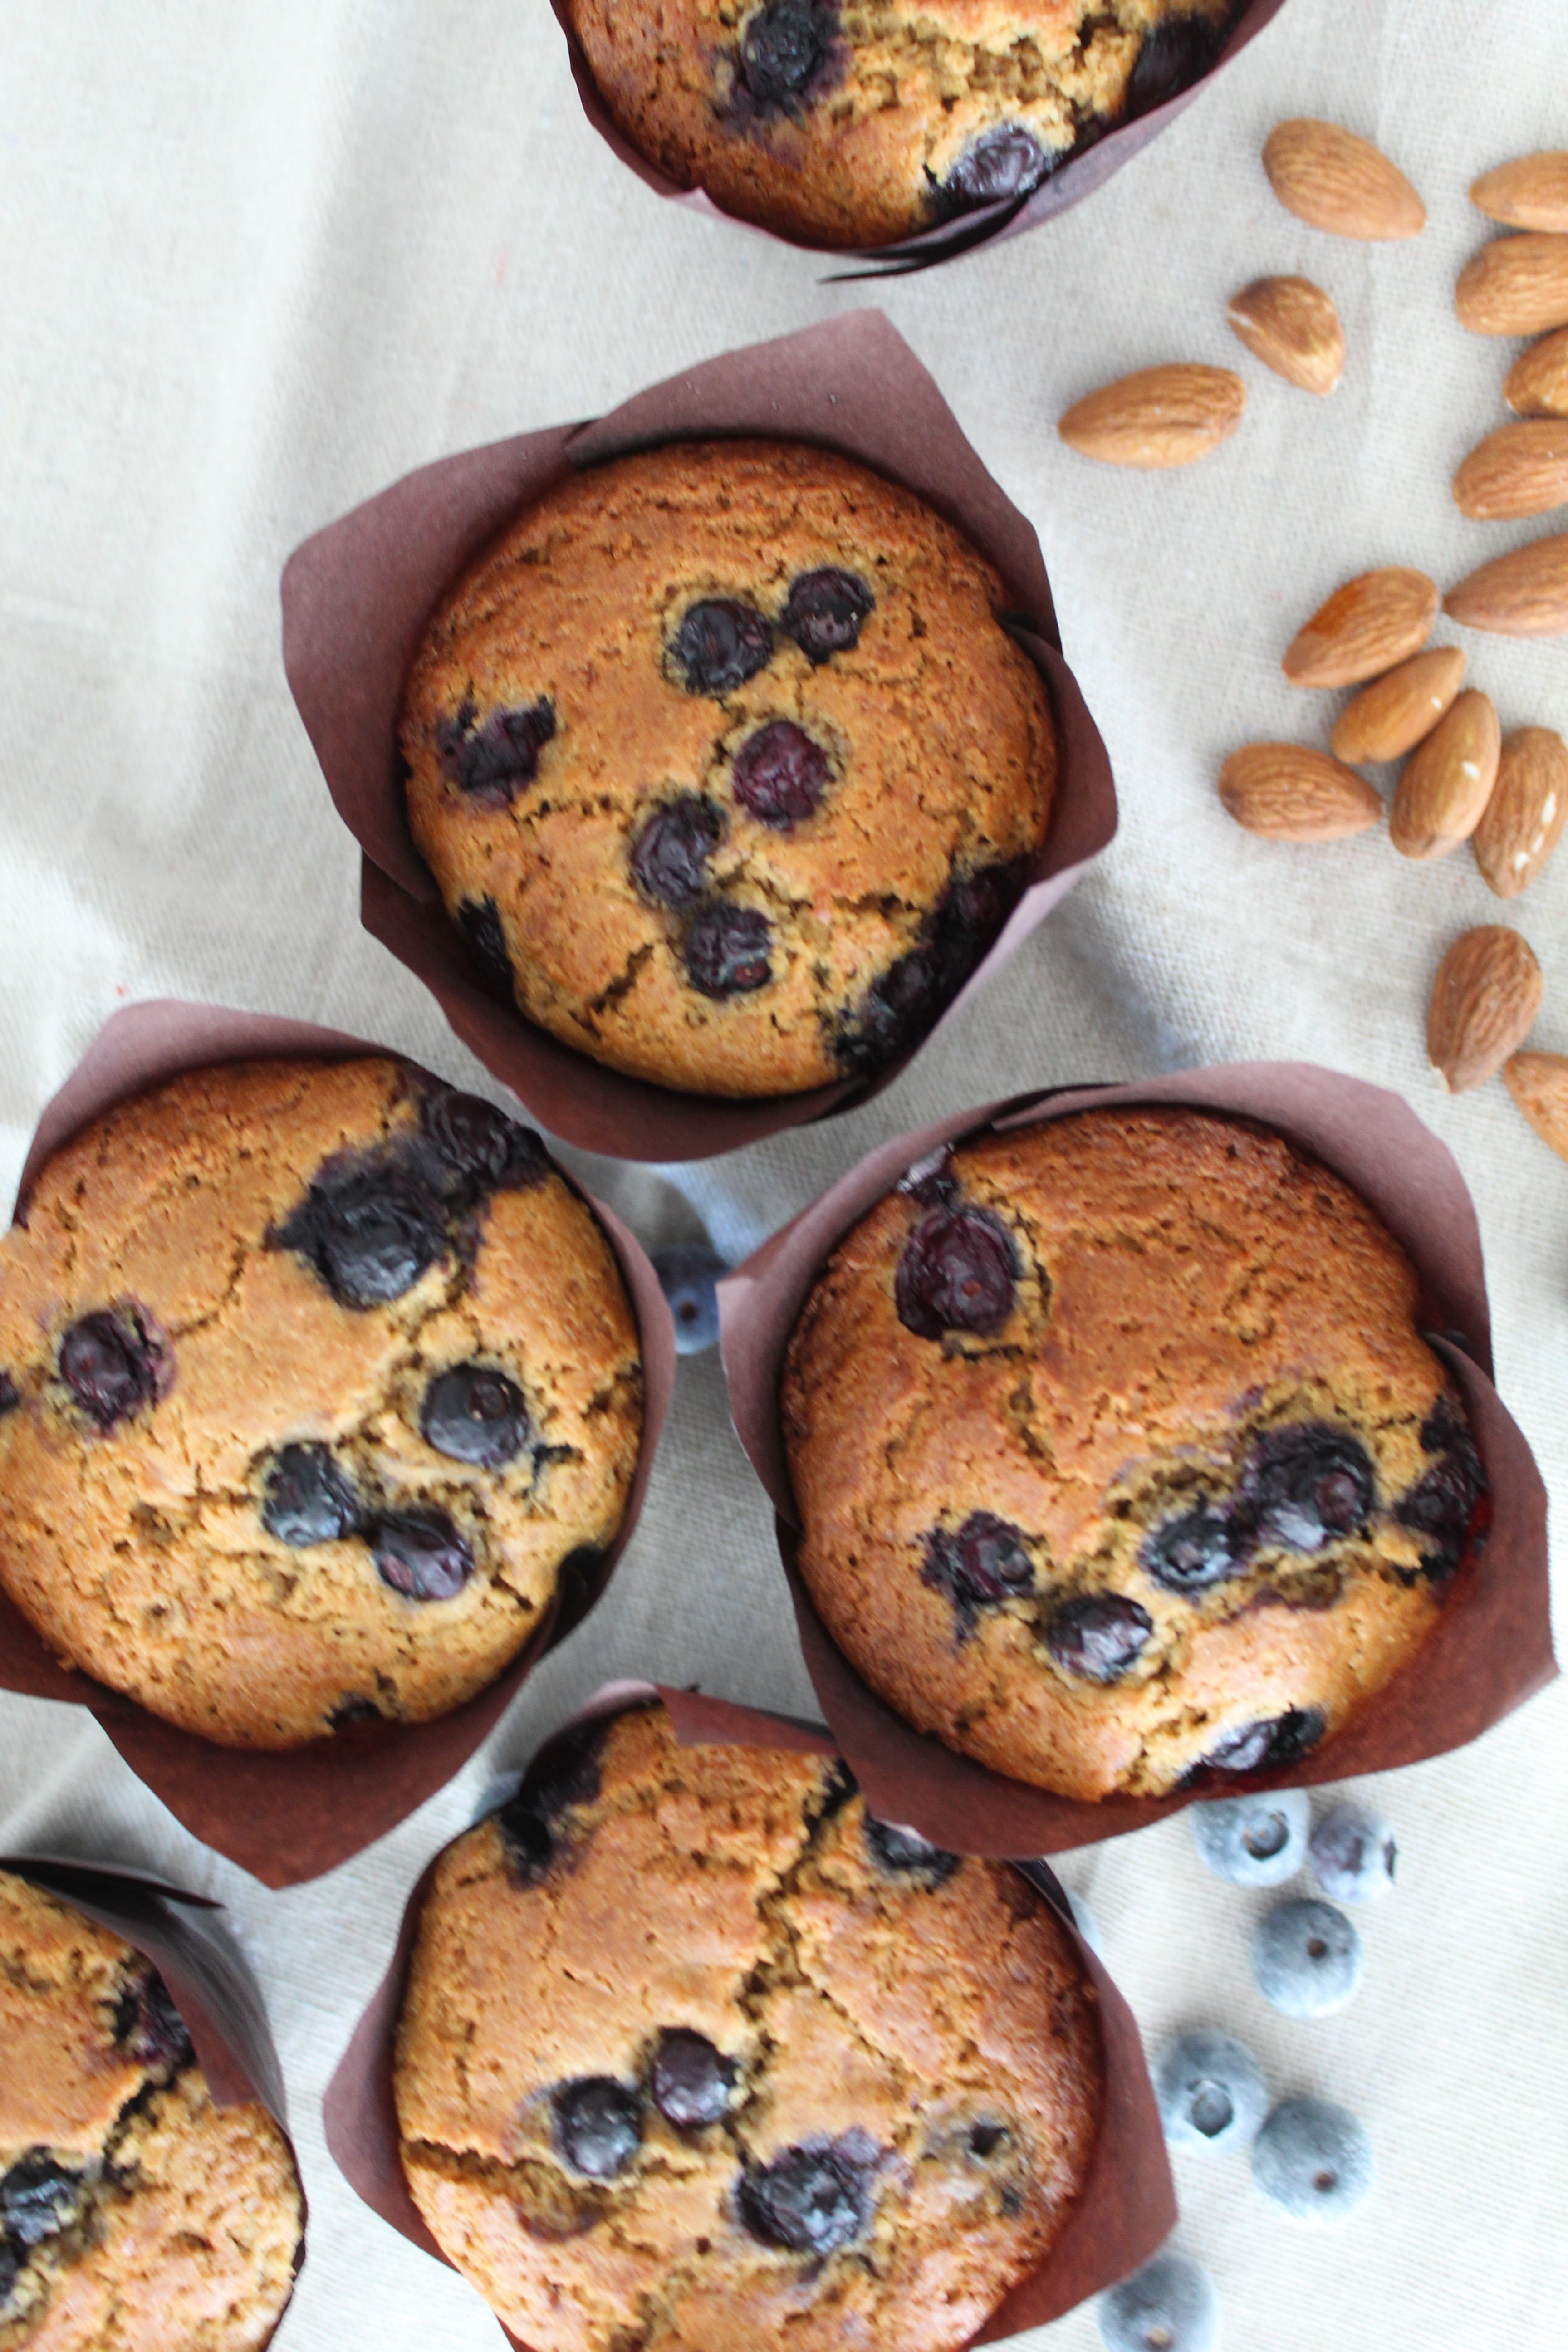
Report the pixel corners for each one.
[0,1870,301,2348]
[567,0,1240,249]
[0,1058,642,1749]
[783,1108,1488,1800]
[393,1701,1101,2352]
[399,440,1056,1098]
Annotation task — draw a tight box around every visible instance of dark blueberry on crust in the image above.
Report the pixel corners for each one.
[651,2030,738,2130]
[863,1815,961,1885]
[630,796,724,910]
[1203,1707,1327,1775]
[898,1147,956,1208]
[1395,1394,1486,1583]
[924,1512,1034,1626]
[58,1307,170,1431]
[1126,8,1231,117]
[731,720,831,829]
[739,2140,872,2255]
[0,2242,18,2306]
[421,1087,548,1198]
[0,2155,86,2250]
[553,2078,642,2180]
[895,1203,1017,1340]
[457,896,514,994]
[1247,1425,1375,1553]
[779,567,874,663]
[262,1444,363,1547]
[0,1371,17,1415]
[113,1966,195,2073]
[437,698,556,804]
[937,860,1028,965]
[832,862,1026,1078]
[328,1695,386,1729]
[944,123,1050,208]
[370,1508,474,1601]
[739,0,836,110]
[1142,1500,1248,1594]
[422,1364,531,1469]
[684,903,773,1000]
[670,599,774,696]
[495,1803,554,1885]
[495,1718,608,1883]
[1047,1592,1154,1683]
[277,1161,448,1309]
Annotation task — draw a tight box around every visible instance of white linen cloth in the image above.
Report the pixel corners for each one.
[0,1,1564,2344]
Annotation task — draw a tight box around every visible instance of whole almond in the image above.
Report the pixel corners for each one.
[1262,119,1425,240]
[1505,328,1568,418]
[1471,153,1568,234]
[1217,744,1382,840]
[1455,234,1568,335]
[1453,420,1568,520]
[1472,726,1568,897]
[1427,926,1542,1093]
[1445,533,1568,636]
[1227,277,1345,394]
[1389,691,1501,860]
[1283,567,1438,686]
[1330,647,1465,764]
[1058,365,1245,468]
[1503,1051,1568,1161]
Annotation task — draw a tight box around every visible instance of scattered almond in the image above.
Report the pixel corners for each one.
[1217,744,1382,840]
[1505,328,1568,418]
[1470,152,1568,234]
[1262,119,1426,240]
[1389,691,1501,860]
[1472,726,1568,898]
[1503,1051,1568,1161]
[1444,533,1568,636]
[1227,277,1345,394]
[1330,647,1465,764]
[1283,567,1438,686]
[1452,419,1568,519]
[1455,233,1568,335]
[1057,365,1245,468]
[1427,925,1542,1093]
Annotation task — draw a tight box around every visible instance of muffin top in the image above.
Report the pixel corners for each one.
[0,1058,642,1749]
[0,1870,301,2349]
[394,1701,1101,2352]
[400,439,1055,1098]
[567,0,1238,248]
[784,1107,1487,1799]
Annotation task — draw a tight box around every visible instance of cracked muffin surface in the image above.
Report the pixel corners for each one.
[0,1870,301,2350]
[566,0,1240,249]
[0,1057,642,1748]
[784,1107,1489,1800]
[393,1701,1101,2352]
[399,440,1056,1099]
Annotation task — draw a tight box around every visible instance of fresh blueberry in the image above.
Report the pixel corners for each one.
[630,796,724,911]
[922,1511,1034,1623]
[1189,1788,1310,1888]
[683,903,772,999]
[262,1444,363,1546]
[457,896,514,993]
[863,1815,960,1885]
[895,1203,1017,1340]
[58,1308,169,1431]
[421,1365,531,1468]
[730,720,830,828]
[1154,2029,1268,2156]
[779,567,873,662]
[1047,1593,1153,1682]
[421,1088,548,1198]
[1309,1803,1397,1904]
[1250,1898,1363,2019]
[0,2155,85,2250]
[739,0,836,109]
[739,2140,872,2255]
[369,1508,473,1602]
[553,2078,642,2180]
[1142,1499,1248,1594]
[651,2031,737,2130]
[943,124,1049,207]
[276,1164,448,1309]
[1202,1707,1327,1776]
[670,599,773,696]
[1097,2248,1220,2352]
[1251,2097,1373,2219]
[652,1245,727,1355]
[1246,1424,1375,1553]
[436,698,555,804]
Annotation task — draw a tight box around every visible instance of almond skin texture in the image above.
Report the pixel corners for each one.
[1263,119,1425,240]
[1445,534,1568,636]
[1227,277,1344,394]
[1505,328,1568,418]
[1504,1051,1568,1161]
[1330,647,1465,764]
[1471,153,1568,234]
[1453,420,1568,519]
[1455,234,1568,335]
[1472,726,1568,897]
[1217,744,1383,840]
[1283,567,1438,686]
[1389,691,1501,860]
[1427,926,1542,1093]
[1057,365,1245,469]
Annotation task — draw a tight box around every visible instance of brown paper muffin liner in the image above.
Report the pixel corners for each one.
[717,1066,1557,1855]
[323,1681,1175,2347]
[0,1001,675,1887]
[280,311,1117,1161]
[549,0,1291,272]
[0,1852,304,2343]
